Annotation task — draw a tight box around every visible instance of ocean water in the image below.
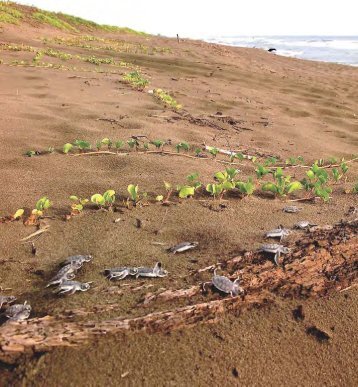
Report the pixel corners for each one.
[205,36,358,66]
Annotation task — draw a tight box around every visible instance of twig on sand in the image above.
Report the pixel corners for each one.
[20,225,50,242]
[68,75,98,80]
[71,151,126,157]
[97,117,125,125]
[340,283,357,292]
[142,151,204,160]
[288,197,317,203]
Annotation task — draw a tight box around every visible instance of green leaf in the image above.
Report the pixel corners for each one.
[187,172,199,182]
[127,184,139,202]
[156,195,164,202]
[206,183,223,196]
[91,194,105,205]
[178,186,195,198]
[222,181,235,190]
[287,181,303,194]
[127,139,138,149]
[35,197,51,212]
[236,178,255,195]
[26,150,36,157]
[176,142,190,152]
[341,162,348,174]
[69,195,79,201]
[306,170,315,180]
[73,204,83,212]
[150,140,164,149]
[103,190,116,204]
[63,143,73,154]
[74,140,91,150]
[262,182,278,194]
[274,167,284,179]
[13,209,24,219]
[101,138,112,146]
[214,171,227,183]
[115,140,124,149]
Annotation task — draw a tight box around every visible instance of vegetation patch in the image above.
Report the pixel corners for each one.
[153,88,182,109]
[123,71,149,90]
[32,11,77,31]
[0,2,23,24]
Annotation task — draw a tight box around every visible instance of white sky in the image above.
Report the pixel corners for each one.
[15,0,358,37]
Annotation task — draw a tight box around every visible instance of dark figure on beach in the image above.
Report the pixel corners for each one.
[177,34,180,43]
[268,48,277,52]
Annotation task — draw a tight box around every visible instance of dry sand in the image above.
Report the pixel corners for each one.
[0,18,357,387]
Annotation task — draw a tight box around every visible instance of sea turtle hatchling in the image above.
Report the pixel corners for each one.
[46,261,82,287]
[167,242,198,254]
[282,206,302,213]
[105,267,138,280]
[135,262,168,278]
[53,281,92,295]
[265,226,292,241]
[5,301,31,322]
[294,221,318,230]
[208,269,243,297]
[258,244,291,265]
[62,255,93,266]
[0,295,17,310]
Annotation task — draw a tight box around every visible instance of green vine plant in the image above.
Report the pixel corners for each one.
[115,140,125,153]
[285,156,304,166]
[74,139,91,152]
[69,196,89,215]
[261,168,303,197]
[91,190,116,209]
[176,173,202,199]
[63,143,73,154]
[122,71,149,90]
[332,162,349,183]
[127,184,148,207]
[150,139,165,151]
[175,142,190,153]
[206,168,239,200]
[206,146,220,158]
[152,88,182,110]
[235,177,256,197]
[156,181,175,205]
[32,196,52,216]
[127,138,140,151]
[101,138,113,150]
[300,162,332,202]
[255,163,271,179]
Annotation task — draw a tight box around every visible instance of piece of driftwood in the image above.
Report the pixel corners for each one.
[142,286,200,305]
[0,220,356,363]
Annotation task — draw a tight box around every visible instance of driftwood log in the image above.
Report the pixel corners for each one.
[0,220,356,363]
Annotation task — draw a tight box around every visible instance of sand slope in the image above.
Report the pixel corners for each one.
[0,17,357,386]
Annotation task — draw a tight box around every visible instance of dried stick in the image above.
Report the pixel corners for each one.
[20,226,50,242]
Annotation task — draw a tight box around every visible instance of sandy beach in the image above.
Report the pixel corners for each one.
[0,3,357,386]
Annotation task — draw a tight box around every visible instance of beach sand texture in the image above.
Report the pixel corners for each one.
[0,4,357,386]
